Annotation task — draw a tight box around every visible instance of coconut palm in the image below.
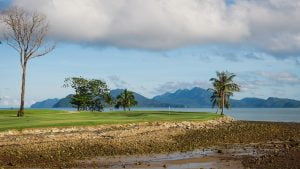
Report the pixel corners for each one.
[207,88,222,113]
[115,89,138,111]
[209,71,240,115]
[103,93,115,111]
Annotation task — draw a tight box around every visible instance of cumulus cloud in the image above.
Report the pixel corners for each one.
[7,0,248,48]
[258,71,300,85]
[233,0,300,56]
[153,81,211,94]
[0,95,35,107]
[237,71,300,94]
[107,75,129,89]
[1,0,300,57]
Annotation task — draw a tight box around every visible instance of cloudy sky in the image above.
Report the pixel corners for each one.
[0,0,300,107]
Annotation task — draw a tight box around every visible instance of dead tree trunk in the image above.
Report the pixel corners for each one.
[18,65,27,117]
[2,7,55,117]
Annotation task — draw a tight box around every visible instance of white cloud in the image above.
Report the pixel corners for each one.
[107,75,129,89]
[4,0,248,49]
[0,0,300,56]
[0,95,35,107]
[0,16,6,39]
[237,71,300,96]
[0,96,18,107]
[233,0,300,55]
[258,71,300,85]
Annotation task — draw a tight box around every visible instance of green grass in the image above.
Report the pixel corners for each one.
[0,109,220,131]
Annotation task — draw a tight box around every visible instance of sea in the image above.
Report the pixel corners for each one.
[130,107,300,122]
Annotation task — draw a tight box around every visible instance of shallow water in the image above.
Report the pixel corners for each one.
[76,145,260,169]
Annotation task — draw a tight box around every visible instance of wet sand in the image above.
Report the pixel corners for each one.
[0,118,299,168]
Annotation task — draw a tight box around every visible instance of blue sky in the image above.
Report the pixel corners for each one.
[1,0,300,107]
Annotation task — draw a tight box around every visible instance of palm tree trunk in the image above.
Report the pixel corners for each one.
[221,92,224,116]
[18,65,26,117]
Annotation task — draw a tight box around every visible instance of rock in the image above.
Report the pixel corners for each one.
[289,138,295,142]
[284,144,290,149]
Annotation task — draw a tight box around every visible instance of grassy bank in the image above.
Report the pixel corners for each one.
[0,109,220,131]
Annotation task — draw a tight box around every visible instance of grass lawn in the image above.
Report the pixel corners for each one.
[0,109,220,131]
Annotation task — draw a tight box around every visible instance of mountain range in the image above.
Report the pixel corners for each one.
[31,87,300,108]
[31,98,60,108]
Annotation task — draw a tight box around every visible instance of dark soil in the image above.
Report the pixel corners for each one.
[242,139,300,169]
[0,121,299,168]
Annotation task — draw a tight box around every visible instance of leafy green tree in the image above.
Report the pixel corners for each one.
[87,79,110,111]
[70,94,91,111]
[89,97,103,112]
[115,89,138,111]
[64,77,90,111]
[209,71,240,115]
[64,77,110,111]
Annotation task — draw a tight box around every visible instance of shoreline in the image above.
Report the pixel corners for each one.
[0,118,299,168]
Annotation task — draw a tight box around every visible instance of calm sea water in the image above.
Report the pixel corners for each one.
[129,107,300,123]
[1,107,300,122]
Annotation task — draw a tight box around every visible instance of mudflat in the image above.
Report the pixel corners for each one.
[0,117,299,169]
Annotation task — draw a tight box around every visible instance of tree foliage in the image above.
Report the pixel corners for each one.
[209,71,240,115]
[103,93,115,110]
[115,89,138,111]
[64,77,111,111]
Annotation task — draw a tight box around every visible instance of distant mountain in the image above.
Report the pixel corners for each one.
[264,97,300,108]
[30,98,59,108]
[31,90,184,108]
[53,95,74,108]
[153,87,212,108]
[231,97,267,108]
[30,87,300,108]
[154,87,300,108]
[111,89,184,108]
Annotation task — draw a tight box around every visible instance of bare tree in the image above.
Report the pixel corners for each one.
[1,7,55,117]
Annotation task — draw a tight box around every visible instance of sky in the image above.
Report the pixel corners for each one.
[0,0,300,107]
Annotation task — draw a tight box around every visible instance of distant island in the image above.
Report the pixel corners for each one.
[31,87,300,108]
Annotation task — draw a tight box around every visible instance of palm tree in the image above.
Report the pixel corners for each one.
[209,71,240,115]
[115,89,138,111]
[207,88,222,113]
[103,93,115,111]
